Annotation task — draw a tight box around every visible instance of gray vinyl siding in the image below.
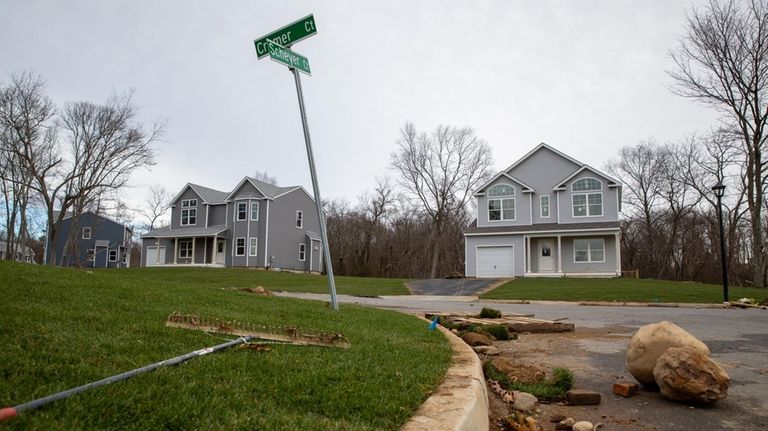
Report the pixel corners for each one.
[266,189,321,272]
[208,204,227,226]
[171,188,204,229]
[464,234,525,277]
[228,181,266,267]
[52,212,130,268]
[556,170,619,224]
[560,235,618,274]
[476,177,532,228]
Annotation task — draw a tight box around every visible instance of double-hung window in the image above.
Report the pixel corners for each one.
[87,249,95,262]
[179,239,193,258]
[571,178,603,217]
[298,243,306,261]
[236,202,247,221]
[108,249,118,262]
[181,199,197,225]
[82,227,92,239]
[296,211,303,228]
[540,195,550,218]
[235,238,245,256]
[250,202,259,221]
[487,184,515,221]
[573,239,605,263]
[249,237,258,256]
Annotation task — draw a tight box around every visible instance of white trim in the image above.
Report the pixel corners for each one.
[474,173,535,196]
[475,244,515,278]
[108,249,118,262]
[205,204,209,228]
[298,243,306,261]
[192,237,196,263]
[487,197,516,222]
[223,177,269,202]
[250,201,260,221]
[464,227,620,237]
[474,143,574,194]
[178,239,193,259]
[525,236,531,273]
[245,199,251,266]
[573,238,606,263]
[225,202,229,226]
[235,201,248,221]
[615,187,620,214]
[180,199,198,226]
[82,227,92,240]
[249,237,258,257]
[556,191,560,223]
[264,200,270,267]
[528,194,533,224]
[235,237,246,256]
[571,192,603,218]
[540,195,550,218]
[615,233,621,273]
[553,165,622,191]
[174,238,178,264]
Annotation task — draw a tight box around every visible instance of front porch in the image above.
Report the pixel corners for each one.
[142,225,228,267]
[523,232,621,278]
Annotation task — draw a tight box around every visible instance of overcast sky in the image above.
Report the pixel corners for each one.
[1,0,720,215]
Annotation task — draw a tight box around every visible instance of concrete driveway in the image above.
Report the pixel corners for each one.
[405,278,507,296]
[277,292,768,430]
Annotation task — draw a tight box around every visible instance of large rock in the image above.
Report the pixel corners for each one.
[460,332,493,347]
[653,346,730,404]
[511,391,538,412]
[626,321,710,386]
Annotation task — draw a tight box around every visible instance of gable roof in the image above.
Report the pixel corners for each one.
[171,183,228,205]
[552,165,621,191]
[474,172,535,196]
[224,176,303,201]
[52,210,131,231]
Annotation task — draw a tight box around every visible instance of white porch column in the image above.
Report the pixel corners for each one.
[213,235,218,264]
[192,237,196,263]
[615,232,621,275]
[557,235,562,273]
[174,238,178,264]
[526,236,531,274]
[155,239,160,264]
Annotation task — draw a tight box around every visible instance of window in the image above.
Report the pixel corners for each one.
[571,178,603,217]
[87,249,95,262]
[82,227,92,239]
[179,239,192,258]
[235,238,245,256]
[574,239,605,263]
[108,249,118,262]
[181,199,197,225]
[296,210,303,228]
[250,201,259,221]
[249,237,258,256]
[122,249,128,264]
[298,243,306,261]
[487,184,516,221]
[540,195,550,218]
[236,202,247,221]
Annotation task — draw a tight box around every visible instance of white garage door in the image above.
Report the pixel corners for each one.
[145,246,166,267]
[477,246,514,278]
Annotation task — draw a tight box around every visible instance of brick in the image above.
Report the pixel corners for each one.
[612,382,639,397]
[566,389,602,405]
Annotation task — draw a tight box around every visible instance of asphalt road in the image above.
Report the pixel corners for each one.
[278,293,768,430]
[405,279,503,296]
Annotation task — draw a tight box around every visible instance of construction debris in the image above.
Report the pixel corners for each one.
[612,382,639,397]
[433,313,575,333]
[165,313,350,348]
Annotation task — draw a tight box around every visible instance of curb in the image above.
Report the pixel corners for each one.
[479,299,727,308]
[401,324,489,431]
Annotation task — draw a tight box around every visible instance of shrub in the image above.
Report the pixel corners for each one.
[479,307,502,318]
[482,324,511,340]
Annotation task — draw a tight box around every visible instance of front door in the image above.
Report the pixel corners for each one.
[539,241,554,272]
[216,239,226,264]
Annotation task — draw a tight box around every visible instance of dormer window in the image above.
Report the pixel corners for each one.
[181,199,197,225]
[572,178,602,217]
[488,184,516,221]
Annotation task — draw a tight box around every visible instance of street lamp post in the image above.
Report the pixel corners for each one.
[712,182,729,303]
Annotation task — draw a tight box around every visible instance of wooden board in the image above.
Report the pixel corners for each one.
[432,313,575,333]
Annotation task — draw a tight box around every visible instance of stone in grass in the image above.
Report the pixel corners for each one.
[511,391,538,412]
[612,382,639,397]
[473,345,499,355]
[573,421,594,431]
[653,346,730,404]
[460,331,493,347]
[566,389,602,405]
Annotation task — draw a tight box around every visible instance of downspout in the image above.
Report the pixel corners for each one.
[245,199,251,267]
[264,199,270,268]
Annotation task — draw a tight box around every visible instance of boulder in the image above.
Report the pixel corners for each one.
[566,389,601,405]
[626,321,710,386]
[473,345,500,355]
[461,332,493,346]
[653,346,730,404]
[490,357,517,374]
[511,391,539,412]
[573,422,594,431]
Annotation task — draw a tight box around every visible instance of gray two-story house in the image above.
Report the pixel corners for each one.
[465,143,622,278]
[48,211,133,268]
[141,177,323,272]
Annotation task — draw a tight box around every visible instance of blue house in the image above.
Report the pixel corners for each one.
[48,211,133,268]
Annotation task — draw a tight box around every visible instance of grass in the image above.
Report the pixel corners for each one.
[484,362,574,400]
[0,262,450,430]
[110,266,410,296]
[481,277,768,304]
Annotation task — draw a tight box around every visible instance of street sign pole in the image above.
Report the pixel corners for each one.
[290,67,339,311]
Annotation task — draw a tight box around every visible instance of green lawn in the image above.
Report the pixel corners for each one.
[0,262,450,430]
[481,277,768,304]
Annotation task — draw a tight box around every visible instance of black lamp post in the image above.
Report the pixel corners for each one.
[712,182,729,303]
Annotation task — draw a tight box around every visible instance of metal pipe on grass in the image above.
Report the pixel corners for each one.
[0,336,256,422]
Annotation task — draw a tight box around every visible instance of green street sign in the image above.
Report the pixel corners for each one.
[254,14,317,59]
[266,40,311,75]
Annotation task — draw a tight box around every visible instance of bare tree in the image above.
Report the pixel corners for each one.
[390,122,494,278]
[252,170,278,185]
[669,0,768,286]
[139,184,171,231]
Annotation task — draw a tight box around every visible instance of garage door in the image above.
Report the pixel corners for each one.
[477,246,514,278]
[145,246,166,266]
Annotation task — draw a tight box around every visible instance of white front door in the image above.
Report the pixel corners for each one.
[216,240,226,264]
[539,241,554,272]
[477,246,515,278]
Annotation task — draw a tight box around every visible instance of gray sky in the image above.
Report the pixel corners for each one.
[1,0,719,214]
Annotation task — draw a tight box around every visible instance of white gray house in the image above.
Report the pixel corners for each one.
[141,177,323,272]
[465,143,622,278]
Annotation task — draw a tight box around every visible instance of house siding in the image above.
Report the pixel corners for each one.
[267,189,321,272]
[171,188,204,229]
[557,170,619,224]
[51,212,130,268]
[476,177,533,228]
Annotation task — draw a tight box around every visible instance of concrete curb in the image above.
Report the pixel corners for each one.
[401,324,489,431]
[479,298,727,309]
